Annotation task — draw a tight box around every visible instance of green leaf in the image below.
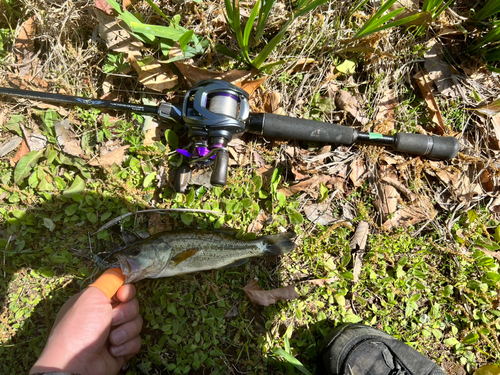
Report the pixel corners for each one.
[408,293,422,303]
[463,332,479,344]
[181,213,193,225]
[273,348,312,375]
[276,191,287,207]
[130,21,185,41]
[336,59,356,74]
[143,172,157,188]
[63,175,86,198]
[444,337,459,346]
[179,30,194,51]
[14,151,43,184]
[43,218,56,232]
[287,208,303,225]
[474,236,500,251]
[165,129,179,149]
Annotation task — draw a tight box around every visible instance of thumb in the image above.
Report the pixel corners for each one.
[89,268,126,300]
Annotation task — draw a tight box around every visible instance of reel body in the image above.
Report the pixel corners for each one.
[175,80,250,192]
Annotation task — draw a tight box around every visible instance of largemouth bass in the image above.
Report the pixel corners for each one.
[115,230,296,283]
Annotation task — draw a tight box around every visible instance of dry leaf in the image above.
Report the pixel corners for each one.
[303,202,339,226]
[22,124,46,151]
[302,276,338,286]
[237,76,268,96]
[424,40,460,98]
[380,176,417,202]
[382,196,435,230]
[350,157,366,187]
[148,212,171,234]
[374,164,400,219]
[279,174,331,198]
[287,58,318,74]
[475,98,500,117]
[174,62,254,88]
[10,139,30,167]
[89,145,130,167]
[489,196,500,214]
[189,168,212,188]
[248,210,269,234]
[94,9,142,60]
[414,70,446,135]
[473,364,500,375]
[0,136,22,157]
[95,0,114,15]
[55,119,84,157]
[429,161,483,201]
[351,221,369,283]
[129,55,178,92]
[335,90,369,126]
[375,89,397,132]
[14,16,36,62]
[242,279,299,306]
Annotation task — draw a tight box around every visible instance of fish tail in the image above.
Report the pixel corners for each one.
[260,232,296,256]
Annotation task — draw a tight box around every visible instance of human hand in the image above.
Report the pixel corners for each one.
[30,283,142,375]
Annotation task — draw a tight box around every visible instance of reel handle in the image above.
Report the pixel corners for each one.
[210,149,229,186]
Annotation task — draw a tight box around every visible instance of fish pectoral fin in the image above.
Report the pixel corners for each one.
[220,258,249,270]
[171,248,199,266]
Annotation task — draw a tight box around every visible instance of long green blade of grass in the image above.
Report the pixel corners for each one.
[256,0,277,39]
[486,47,500,62]
[144,0,172,24]
[358,0,399,32]
[243,0,262,53]
[273,348,313,375]
[252,0,327,68]
[472,0,500,21]
[355,6,405,38]
[468,26,500,54]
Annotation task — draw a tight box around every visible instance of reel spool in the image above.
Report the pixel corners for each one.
[176,80,250,192]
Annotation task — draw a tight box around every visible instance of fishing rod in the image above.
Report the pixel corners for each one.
[0,80,460,192]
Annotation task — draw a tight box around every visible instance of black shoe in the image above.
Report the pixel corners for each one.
[317,323,446,375]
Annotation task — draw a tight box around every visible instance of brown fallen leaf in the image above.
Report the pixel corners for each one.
[374,88,397,133]
[248,210,269,234]
[350,221,369,283]
[287,58,318,74]
[279,174,331,198]
[243,279,299,306]
[55,119,84,157]
[303,202,339,226]
[21,124,47,151]
[237,76,268,96]
[374,164,400,220]
[94,9,142,61]
[174,62,254,88]
[414,70,446,135]
[380,176,417,202]
[14,16,36,62]
[382,196,435,230]
[10,139,30,167]
[95,0,114,15]
[129,55,178,92]
[428,161,483,201]
[335,90,369,126]
[475,97,500,117]
[89,145,130,167]
[424,40,460,98]
[0,136,23,158]
[349,157,366,187]
[301,276,338,286]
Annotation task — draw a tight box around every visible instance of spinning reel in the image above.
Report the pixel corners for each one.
[174,80,250,193]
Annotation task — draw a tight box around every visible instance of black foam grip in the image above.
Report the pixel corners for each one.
[262,113,357,145]
[211,149,229,186]
[393,133,460,160]
[175,165,192,193]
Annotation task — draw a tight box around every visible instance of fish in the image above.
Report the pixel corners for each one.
[115,230,297,283]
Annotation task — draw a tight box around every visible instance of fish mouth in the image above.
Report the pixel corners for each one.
[117,256,140,280]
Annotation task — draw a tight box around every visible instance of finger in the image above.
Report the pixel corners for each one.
[110,334,142,358]
[110,314,143,346]
[111,297,140,326]
[113,283,136,303]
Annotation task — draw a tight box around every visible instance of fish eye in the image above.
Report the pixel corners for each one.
[126,247,141,256]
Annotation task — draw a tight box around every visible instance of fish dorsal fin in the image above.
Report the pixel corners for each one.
[212,229,240,237]
[170,248,199,266]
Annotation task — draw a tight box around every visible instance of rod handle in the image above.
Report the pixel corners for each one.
[393,133,459,160]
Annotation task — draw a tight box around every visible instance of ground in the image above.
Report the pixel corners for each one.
[0,0,500,374]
